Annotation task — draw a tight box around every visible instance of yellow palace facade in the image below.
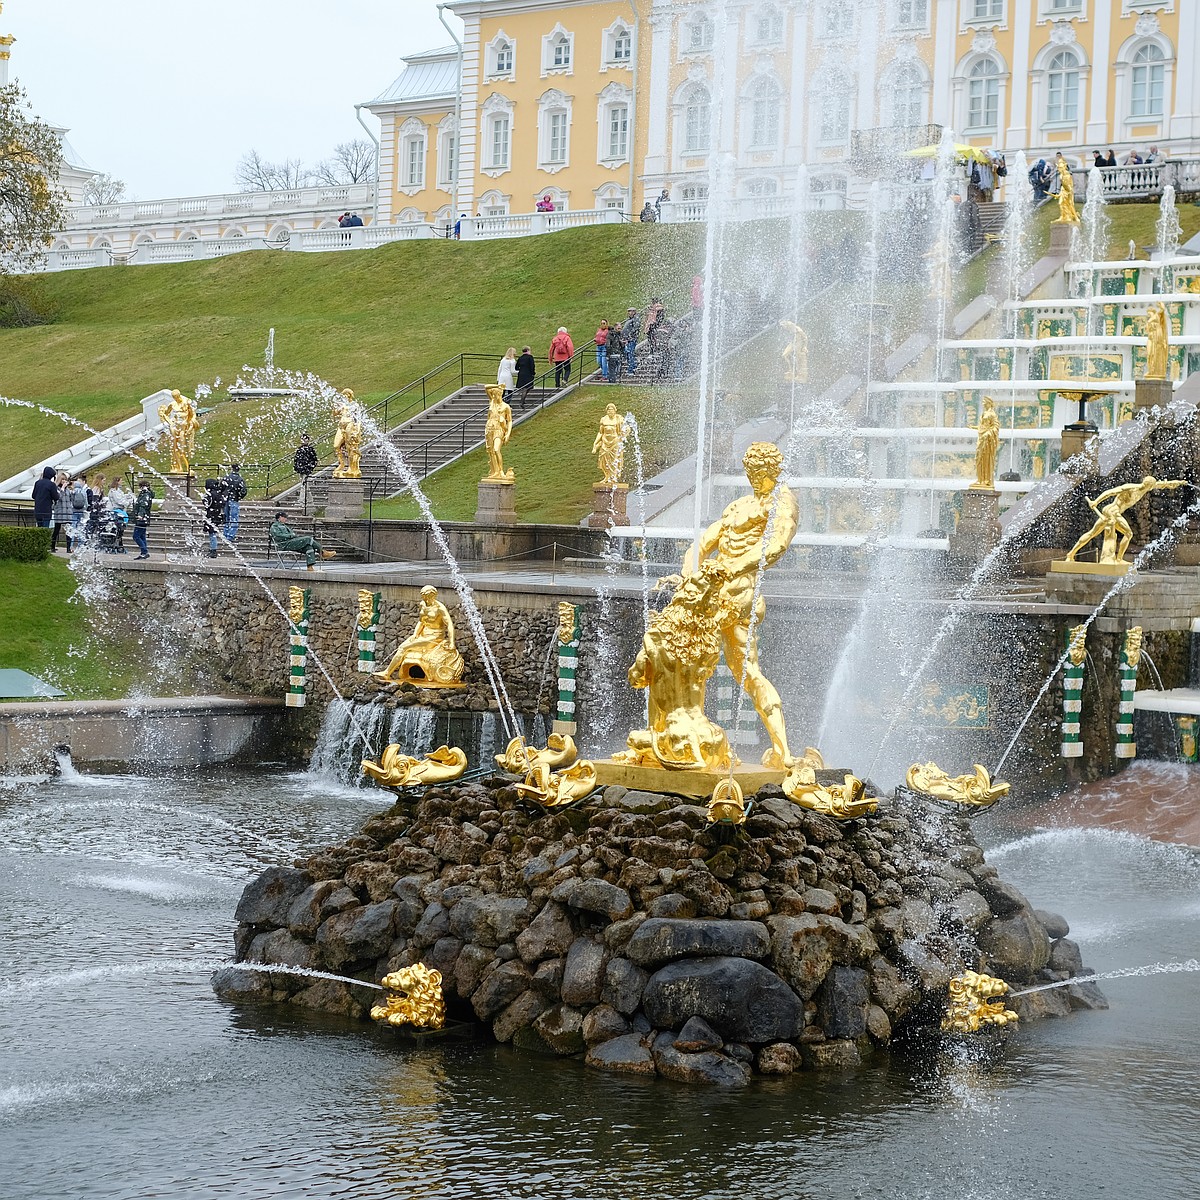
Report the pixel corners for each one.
[365,0,1199,223]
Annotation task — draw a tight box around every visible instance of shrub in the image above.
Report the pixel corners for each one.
[0,278,58,328]
[0,527,52,561]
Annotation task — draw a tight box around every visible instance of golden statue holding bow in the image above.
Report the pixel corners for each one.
[157,389,200,474]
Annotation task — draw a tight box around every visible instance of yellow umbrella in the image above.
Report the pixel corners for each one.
[903,143,993,164]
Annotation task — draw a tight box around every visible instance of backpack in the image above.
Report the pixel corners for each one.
[72,484,86,511]
[226,473,247,501]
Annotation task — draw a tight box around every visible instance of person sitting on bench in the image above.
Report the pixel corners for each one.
[270,511,336,570]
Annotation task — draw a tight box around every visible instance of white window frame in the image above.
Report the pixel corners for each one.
[479,189,510,218]
[397,119,427,193]
[603,21,633,68]
[892,0,930,31]
[681,83,712,156]
[819,0,854,39]
[682,14,715,56]
[749,7,784,47]
[534,186,569,212]
[966,56,1001,131]
[743,176,779,198]
[1130,43,1166,118]
[963,0,1005,25]
[1045,49,1081,124]
[594,182,628,211]
[485,32,516,81]
[542,25,574,77]
[597,83,633,165]
[745,75,782,150]
[436,116,458,190]
[815,74,852,145]
[480,93,514,176]
[537,89,573,172]
[883,60,928,127]
[1040,0,1082,15]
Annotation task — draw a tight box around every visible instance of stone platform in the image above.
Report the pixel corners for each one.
[592,759,785,801]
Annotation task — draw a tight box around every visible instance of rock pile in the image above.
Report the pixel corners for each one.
[213,778,1106,1085]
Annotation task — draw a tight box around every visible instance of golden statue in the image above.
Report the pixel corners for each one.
[592,403,628,487]
[1067,623,1087,667]
[1143,301,1170,380]
[683,442,800,769]
[616,562,734,772]
[1064,476,1187,566]
[374,586,465,687]
[779,320,808,384]
[370,964,446,1030]
[1123,625,1144,670]
[708,778,747,825]
[495,732,576,776]
[557,602,577,644]
[288,585,306,626]
[361,744,468,787]
[483,384,514,482]
[157,389,200,474]
[905,761,1010,809]
[941,971,1018,1034]
[331,389,363,479]
[971,396,1000,491]
[513,758,598,808]
[357,590,376,630]
[1054,155,1079,225]
[782,762,877,820]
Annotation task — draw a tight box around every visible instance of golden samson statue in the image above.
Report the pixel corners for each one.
[374,586,466,687]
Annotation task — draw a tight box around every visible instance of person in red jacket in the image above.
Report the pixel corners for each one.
[549,327,575,387]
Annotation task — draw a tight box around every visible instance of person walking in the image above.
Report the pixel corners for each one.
[497,347,518,398]
[594,320,610,381]
[222,463,247,542]
[130,481,154,559]
[623,307,641,375]
[270,511,336,570]
[51,471,72,552]
[549,327,575,388]
[515,346,536,404]
[31,466,58,530]
[67,475,87,551]
[203,478,226,558]
[607,322,625,384]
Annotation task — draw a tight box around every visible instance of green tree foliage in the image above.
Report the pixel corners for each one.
[0,82,66,272]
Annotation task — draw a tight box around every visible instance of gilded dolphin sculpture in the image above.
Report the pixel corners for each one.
[512,758,598,808]
[361,744,468,788]
[495,733,577,776]
[905,761,1009,808]
[782,762,877,820]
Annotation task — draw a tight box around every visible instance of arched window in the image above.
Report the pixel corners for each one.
[607,23,632,64]
[683,84,711,153]
[1046,50,1080,123]
[542,26,574,74]
[598,83,632,162]
[1130,43,1165,118]
[967,57,1000,130]
[481,94,514,172]
[538,89,572,169]
[493,40,513,76]
[885,62,926,127]
[399,121,427,189]
[745,76,782,148]
[551,34,570,69]
[437,116,458,189]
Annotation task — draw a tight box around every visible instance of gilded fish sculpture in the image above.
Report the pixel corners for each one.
[707,778,746,825]
[905,761,1009,808]
[495,733,577,776]
[361,744,468,788]
[512,758,598,808]
[370,963,446,1030]
[782,763,877,820]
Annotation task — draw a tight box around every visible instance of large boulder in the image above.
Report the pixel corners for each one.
[449,894,532,947]
[601,957,648,1014]
[979,911,1051,980]
[561,937,608,1007]
[642,956,804,1043]
[235,867,313,928]
[516,901,576,963]
[247,928,314,970]
[315,900,398,969]
[493,989,546,1043]
[533,1004,586,1055]
[815,965,870,1039]
[652,1033,751,1087]
[472,960,532,1021]
[625,918,770,968]
[553,878,634,923]
[767,913,874,1001]
[288,881,357,937]
[584,1032,656,1076]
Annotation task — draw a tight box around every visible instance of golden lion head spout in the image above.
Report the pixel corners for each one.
[941,970,1019,1034]
[370,963,445,1030]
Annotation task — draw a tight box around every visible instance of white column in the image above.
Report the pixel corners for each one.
[1005,9,1030,150]
[1086,5,1112,146]
[784,8,809,173]
[1170,3,1200,141]
[643,6,673,179]
[456,14,481,217]
[930,0,957,128]
[717,10,739,154]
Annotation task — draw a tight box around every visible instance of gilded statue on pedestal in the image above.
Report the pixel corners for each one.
[592,403,628,487]
[331,389,363,479]
[484,384,514,482]
[361,744,468,787]
[616,562,734,771]
[905,761,1010,808]
[157,389,200,474]
[1064,475,1187,566]
[1054,155,1079,225]
[971,396,1000,491]
[1143,301,1169,380]
[683,441,800,769]
[779,320,808,384]
[374,586,465,687]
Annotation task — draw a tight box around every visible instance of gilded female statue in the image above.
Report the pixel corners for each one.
[157,389,200,475]
[1143,302,1169,380]
[1055,155,1079,225]
[971,396,1000,491]
[374,586,465,686]
[483,384,514,481]
[779,320,808,384]
[591,403,628,487]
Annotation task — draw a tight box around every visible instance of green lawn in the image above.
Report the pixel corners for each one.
[0,557,153,698]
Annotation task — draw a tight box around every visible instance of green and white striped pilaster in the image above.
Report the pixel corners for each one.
[357,590,381,672]
[286,586,311,708]
[1115,626,1142,760]
[1061,623,1086,759]
[553,603,580,736]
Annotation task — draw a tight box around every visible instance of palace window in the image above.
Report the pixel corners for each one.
[747,76,782,148]
[967,0,1003,19]
[490,39,514,77]
[744,177,779,197]
[818,76,852,144]
[893,0,929,28]
[538,90,573,169]
[751,7,784,46]
[437,119,458,188]
[542,27,574,75]
[885,62,926,127]
[821,0,854,38]
[967,57,1000,130]
[685,15,715,54]
[608,104,629,160]
[683,84,711,153]
[400,128,426,189]
[606,23,632,64]
[1046,50,1080,123]
[487,115,511,170]
[1130,44,1165,118]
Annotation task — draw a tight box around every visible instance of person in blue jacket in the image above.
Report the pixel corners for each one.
[31,466,59,528]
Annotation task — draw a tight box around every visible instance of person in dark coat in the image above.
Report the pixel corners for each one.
[31,466,58,528]
[515,346,536,403]
[130,482,154,559]
[203,478,226,558]
[293,433,318,478]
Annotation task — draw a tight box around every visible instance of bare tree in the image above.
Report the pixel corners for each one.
[0,83,67,272]
[233,149,313,192]
[81,172,127,206]
[313,140,377,186]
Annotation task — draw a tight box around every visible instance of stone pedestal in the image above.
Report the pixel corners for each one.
[948,488,1001,562]
[159,473,194,510]
[1060,424,1099,472]
[324,476,365,520]
[587,484,629,529]
[476,479,516,525]
[1049,221,1076,256]
[1134,377,1173,412]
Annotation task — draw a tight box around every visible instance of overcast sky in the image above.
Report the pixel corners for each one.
[8,0,459,198]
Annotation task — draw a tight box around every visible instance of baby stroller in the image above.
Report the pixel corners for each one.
[97,507,128,554]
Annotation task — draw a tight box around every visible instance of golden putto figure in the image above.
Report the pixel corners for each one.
[331,388,363,479]
[1055,154,1079,225]
[1143,301,1170,380]
[157,389,200,475]
[971,396,1000,491]
[905,762,1010,809]
[374,586,465,687]
[683,441,800,769]
[779,320,808,384]
[483,384,514,482]
[1064,475,1187,566]
[592,403,628,487]
[361,744,468,787]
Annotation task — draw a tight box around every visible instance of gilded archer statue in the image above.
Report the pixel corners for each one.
[1055,154,1080,225]
[971,396,1000,491]
[374,586,465,687]
[1064,475,1188,566]
[331,389,363,479]
[592,403,628,487]
[483,384,514,482]
[157,389,200,475]
[683,441,800,769]
[1143,301,1170,380]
